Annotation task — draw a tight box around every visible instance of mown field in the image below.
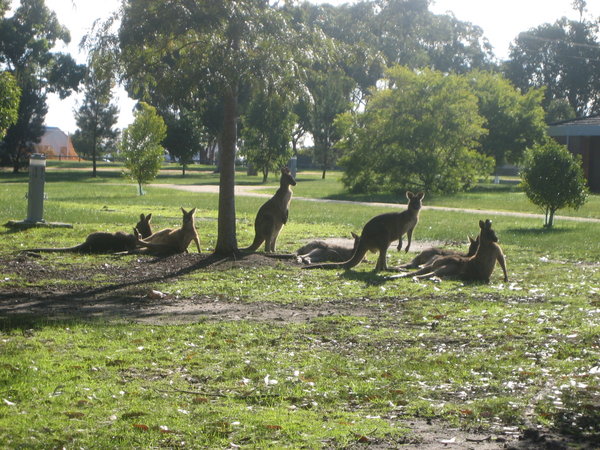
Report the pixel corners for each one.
[0,162,599,448]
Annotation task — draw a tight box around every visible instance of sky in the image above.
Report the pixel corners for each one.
[35,0,600,134]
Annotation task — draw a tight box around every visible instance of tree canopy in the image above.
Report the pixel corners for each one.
[0,0,84,171]
[0,71,20,138]
[521,140,588,227]
[120,102,167,196]
[339,66,493,194]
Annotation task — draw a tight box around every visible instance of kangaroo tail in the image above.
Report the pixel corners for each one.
[304,241,368,270]
[23,243,86,253]
[240,234,264,253]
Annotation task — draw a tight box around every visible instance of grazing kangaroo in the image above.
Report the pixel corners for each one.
[24,213,153,254]
[296,232,360,264]
[397,236,479,270]
[243,167,296,253]
[134,207,201,256]
[305,191,425,272]
[391,219,508,282]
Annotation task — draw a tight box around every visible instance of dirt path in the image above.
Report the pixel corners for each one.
[151,183,600,223]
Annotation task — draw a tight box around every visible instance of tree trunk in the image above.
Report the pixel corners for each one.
[214,86,239,256]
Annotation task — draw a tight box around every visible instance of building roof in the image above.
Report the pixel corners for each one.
[548,115,600,137]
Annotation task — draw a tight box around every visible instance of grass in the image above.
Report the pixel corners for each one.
[1,165,599,447]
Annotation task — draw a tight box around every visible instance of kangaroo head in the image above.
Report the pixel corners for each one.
[280,167,297,187]
[181,207,197,225]
[406,191,425,210]
[467,235,479,256]
[478,219,498,243]
[135,213,153,238]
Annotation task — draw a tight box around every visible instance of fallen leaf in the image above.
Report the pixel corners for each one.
[133,424,149,431]
[64,411,85,419]
[264,424,282,430]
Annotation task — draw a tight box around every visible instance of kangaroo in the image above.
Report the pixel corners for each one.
[24,213,153,254]
[305,191,425,272]
[296,232,361,264]
[243,167,296,253]
[391,219,508,282]
[397,236,479,270]
[134,207,201,256]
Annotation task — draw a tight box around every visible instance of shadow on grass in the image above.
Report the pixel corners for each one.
[338,268,387,286]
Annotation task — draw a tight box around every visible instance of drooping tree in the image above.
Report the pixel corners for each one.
[71,65,119,176]
[0,0,84,171]
[104,0,297,255]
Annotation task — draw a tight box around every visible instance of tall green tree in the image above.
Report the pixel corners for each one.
[241,85,295,183]
[120,102,166,195]
[161,108,205,176]
[107,0,297,255]
[468,71,546,166]
[0,71,20,138]
[339,66,493,194]
[71,66,119,177]
[521,140,588,227]
[505,17,600,117]
[0,0,84,171]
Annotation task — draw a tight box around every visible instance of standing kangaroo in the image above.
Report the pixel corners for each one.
[397,236,479,270]
[391,219,508,282]
[24,213,153,254]
[305,191,424,272]
[134,208,201,256]
[243,167,296,253]
[296,232,360,264]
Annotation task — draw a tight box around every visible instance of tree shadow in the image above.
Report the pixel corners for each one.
[338,269,388,286]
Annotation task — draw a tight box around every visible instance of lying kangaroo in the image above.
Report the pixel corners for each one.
[305,191,424,271]
[296,232,360,264]
[243,167,296,253]
[391,219,508,282]
[397,236,479,270]
[134,207,201,256]
[24,213,153,254]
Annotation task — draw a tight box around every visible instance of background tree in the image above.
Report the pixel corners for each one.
[161,108,205,176]
[468,70,546,167]
[339,66,493,194]
[521,140,588,228]
[241,85,295,182]
[71,65,119,176]
[0,0,84,171]
[505,16,600,117]
[119,102,166,195]
[0,71,20,137]
[109,0,297,255]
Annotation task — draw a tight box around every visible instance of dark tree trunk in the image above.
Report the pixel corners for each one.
[214,86,239,256]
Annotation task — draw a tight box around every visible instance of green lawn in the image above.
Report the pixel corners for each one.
[1,165,599,447]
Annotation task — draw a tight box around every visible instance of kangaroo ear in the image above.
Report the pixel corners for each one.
[406,191,414,199]
[351,232,359,239]
[485,219,492,229]
[181,207,187,214]
[479,220,485,229]
[146,213,152,221]
[417,191,425,199]
[468,235,475,243]
[140,213,145,220]
[190,208,196,215]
